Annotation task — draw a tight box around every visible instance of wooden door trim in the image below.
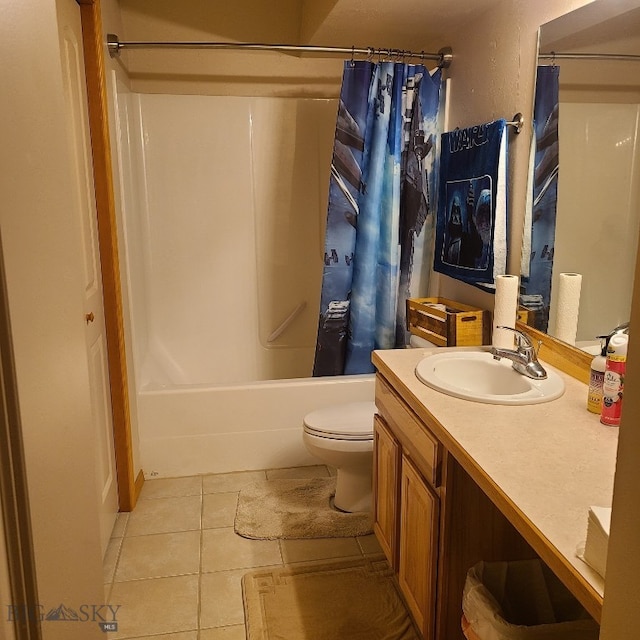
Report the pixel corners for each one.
[78,0,142,511]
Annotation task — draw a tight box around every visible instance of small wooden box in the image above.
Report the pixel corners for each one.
[406,297,491,347]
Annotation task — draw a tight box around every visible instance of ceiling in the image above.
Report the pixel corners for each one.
[118,0,504,53]
[299,0,504,51]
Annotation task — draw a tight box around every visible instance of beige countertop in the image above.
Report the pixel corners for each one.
[372,346,619,619]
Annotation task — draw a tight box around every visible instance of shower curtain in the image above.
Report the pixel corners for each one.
[520,65,560,332]
[313,61,442,376]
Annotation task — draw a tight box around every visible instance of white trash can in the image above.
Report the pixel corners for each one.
[461,560,599,640]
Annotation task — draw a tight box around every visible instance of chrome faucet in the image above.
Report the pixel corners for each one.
[490,326,548,380]
[610,321,629,336]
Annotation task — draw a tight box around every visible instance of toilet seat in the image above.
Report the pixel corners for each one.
[303,401,376,441]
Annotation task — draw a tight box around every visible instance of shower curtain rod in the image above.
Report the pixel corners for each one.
[539,51,640,63]
[106,33,453,68]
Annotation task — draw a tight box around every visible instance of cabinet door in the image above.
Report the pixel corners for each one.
[373,415,400,568]
[399,454,440,640]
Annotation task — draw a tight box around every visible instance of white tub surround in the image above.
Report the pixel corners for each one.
[118,93,337,388]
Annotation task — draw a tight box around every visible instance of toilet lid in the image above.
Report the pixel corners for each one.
[303,401,376,441]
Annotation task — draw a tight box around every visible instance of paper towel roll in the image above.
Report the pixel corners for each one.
[555,272,582,345]
[492,275,520,349]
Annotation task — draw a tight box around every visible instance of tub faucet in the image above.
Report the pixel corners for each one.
[490,326,548,380]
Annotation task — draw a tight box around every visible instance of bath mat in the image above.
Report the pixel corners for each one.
[242,556,419,640]
[234,477,373,539]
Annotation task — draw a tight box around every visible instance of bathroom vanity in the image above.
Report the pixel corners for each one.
[372,346,617,640]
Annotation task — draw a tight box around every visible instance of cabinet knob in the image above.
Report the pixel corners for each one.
[85,312,95,324]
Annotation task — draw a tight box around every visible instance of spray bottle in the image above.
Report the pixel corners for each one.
[600,332,629,427]
[587,337,607,414]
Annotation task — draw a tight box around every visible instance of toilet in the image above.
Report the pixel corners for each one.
[302,336,435,513]
[303,401,377,513]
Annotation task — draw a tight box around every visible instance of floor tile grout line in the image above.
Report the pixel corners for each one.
[277,539,284,568]
[109,525,127,589]
[120,511,130,536]
[110,572,203,586]
[123,528,202,539]
[117,528,203,539]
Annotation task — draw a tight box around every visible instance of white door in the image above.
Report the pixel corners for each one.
[57,0,118,556]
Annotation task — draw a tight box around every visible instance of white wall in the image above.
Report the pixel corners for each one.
[439,0,596,310]
[0,1,105,638]
[601,241,640,636]
[116,0,343,97]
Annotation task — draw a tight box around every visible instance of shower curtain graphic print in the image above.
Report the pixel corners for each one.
[520,65,560,332]
[313,61,441,376]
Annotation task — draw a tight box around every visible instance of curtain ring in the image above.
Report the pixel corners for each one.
[350,45,355,68]
[366,47,374,63]
[551,51,556,68]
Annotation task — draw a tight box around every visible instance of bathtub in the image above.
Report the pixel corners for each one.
[137,373,375,478]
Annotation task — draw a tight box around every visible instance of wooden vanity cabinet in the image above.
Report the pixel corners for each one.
[374,413,440,637]
[374,376,443,639]
[398,454,440,638]
[373,415,400,567]
[374,373,537,640]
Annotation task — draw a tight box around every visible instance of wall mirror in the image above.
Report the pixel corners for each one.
[522,0,640,348]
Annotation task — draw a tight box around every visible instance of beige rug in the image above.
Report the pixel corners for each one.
[234,477,373,539]
[242,557,419,640]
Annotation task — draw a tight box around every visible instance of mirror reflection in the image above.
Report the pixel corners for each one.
[522,0,640,347]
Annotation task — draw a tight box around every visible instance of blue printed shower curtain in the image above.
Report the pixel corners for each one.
[313,61,442,376]
[520,66,560,331]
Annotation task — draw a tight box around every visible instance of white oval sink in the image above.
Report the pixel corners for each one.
[415,350,565,405]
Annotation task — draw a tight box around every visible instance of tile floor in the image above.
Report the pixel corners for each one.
[103,465,382,639]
